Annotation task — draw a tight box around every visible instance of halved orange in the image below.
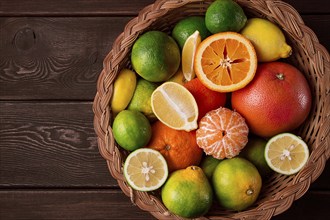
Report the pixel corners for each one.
[194,32,257,92]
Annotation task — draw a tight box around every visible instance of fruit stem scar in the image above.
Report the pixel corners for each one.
[141,162,155,182]
[276,73,285,80]
[246,189,254,195]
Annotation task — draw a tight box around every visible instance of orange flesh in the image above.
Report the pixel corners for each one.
[201,39,251,86]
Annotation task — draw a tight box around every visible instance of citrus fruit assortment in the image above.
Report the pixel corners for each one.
[110,0,312,217]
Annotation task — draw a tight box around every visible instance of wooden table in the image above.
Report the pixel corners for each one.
[0,0,329,219]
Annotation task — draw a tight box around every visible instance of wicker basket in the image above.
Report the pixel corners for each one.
[93,0,329,219]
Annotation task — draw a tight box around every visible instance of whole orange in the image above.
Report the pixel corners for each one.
[231,62,312,137]
[146,121,203,172]
[184,78,227,121]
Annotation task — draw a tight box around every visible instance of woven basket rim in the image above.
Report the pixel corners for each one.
[93,0,330,219]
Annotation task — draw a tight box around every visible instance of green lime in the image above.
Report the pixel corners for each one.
[112,110,151,151]
[161,166,213,218]
[127,78,158,120]
[131,31,180,82]
[172,16,211,48]
[200,155,222,180]
[240,136,273,178]
[212,157,262,211]
[205,0,247,34]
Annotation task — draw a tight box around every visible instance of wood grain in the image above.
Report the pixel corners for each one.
[0,0,328,16]
[0,17,131,100]
[0,190,328,219]
[0,102,117,187]
[1,16,329,100]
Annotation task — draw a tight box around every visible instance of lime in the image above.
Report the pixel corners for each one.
[161,166,213,218]
[127,78,158,120]
[205,0,247,33]
[240,18,292,62]
[110,69,136,115]
[112,110,151,151]
[240,136,273,178]
[131,31,180,82]
[265,133,309,175]
[212,157,262,211]
[124,148,168,191]
[200,155,222,180]
[172,16,211,48]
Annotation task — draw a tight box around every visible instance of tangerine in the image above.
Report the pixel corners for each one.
[196,107,249,159]
[146,121,203,172]
[184,78,226,121]
[231,62,312,137]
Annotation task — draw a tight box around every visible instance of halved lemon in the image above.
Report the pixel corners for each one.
[194,32,257,92]
[123,148,168,191]
[265,133,309,175]
[182,30,201,82]
[151,82,198,131]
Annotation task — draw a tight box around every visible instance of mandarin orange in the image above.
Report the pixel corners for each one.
[146,121,203,172]
[196,107,249,159]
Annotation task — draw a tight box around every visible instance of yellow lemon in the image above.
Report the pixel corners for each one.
[110,69,136,115]
[151,82,199,131]
[182,30,201,82]
[240,18,292,62]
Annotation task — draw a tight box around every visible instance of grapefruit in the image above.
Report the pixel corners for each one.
[231,62,312,137]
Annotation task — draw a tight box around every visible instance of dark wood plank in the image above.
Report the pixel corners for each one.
[0,17,131,100]
[0,0,329,16]
[0,102,116,187]
[302,15,330,51]
[1,15,329,100]
[0,190,328,219]
[0,0,155,16]
[0,190,154,220]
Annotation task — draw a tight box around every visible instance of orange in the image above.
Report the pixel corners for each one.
[184,78,226,121]
[151,82,199,131]
[161,166,213,218]
[231,62,312,137]
[196,107,249,159]
[194,32,257,92]
[212,157,262,211]
[146,121,203,172]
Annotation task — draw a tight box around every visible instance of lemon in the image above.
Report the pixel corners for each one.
[110,69,136,115]
[161,166,213,218]
[205,0,247,34]
[172,16,211,49]
[182,30,201,81]
[127,78,158,120]
[240,18,292,62]
[151,82,199,131]
[124,148,168,191]
[265,133,309,175]
[131,31,180,82]
[112,110,151,151]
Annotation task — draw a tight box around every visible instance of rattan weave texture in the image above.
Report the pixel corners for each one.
[93,0,329,219]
